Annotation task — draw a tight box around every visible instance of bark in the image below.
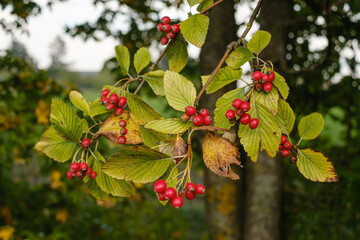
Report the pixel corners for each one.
[242,1,292,240]
[199,1,240,240]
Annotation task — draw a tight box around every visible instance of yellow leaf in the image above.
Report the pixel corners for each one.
[202,132,241,180]
[50,169,64,189]
[0,226,15,240]
[55,209,68,223]
[94,111,142,144]
[35,100,50,124]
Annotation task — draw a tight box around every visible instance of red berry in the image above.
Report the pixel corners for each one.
[262,74,270,82]
[120,128,128,135]
[117,136,127,144]
[118,97,127,107]
[192,115,204,126]
[289,155,297,164]
[263,82,273,93]
[115,107,124,116]
[239,101,250,112]
[252,71,262,81]
[195,184,206,194]
[279,145,284,150]
[199,108,209,117]
[171,196,183,209]
[172,24,180,33]
[157,22,164,31]
[101,89,110,97]
[236,108,244,117]
[166,31,175,39]
[99,97,109,105]
[225,109,235,120]
[203,115,213,126]
[80,162,88,172]
[162,24,172,32]
[109,94,119,104]
[90,172,97,179]
[186,190,196,200]
[160,36,169,45]
[153,179,167,193]
[185,106,196,116]
[158,192,166,201]
[281,135,288,144]
[249,118,259,129]
[232,99,242,109]
[106,102,115,110]
[85,167,92,175]
[255,82,263,91]
[283,142,292,149]
[181,113,190,121]
[186,182,196,192]
[240,113,251,125]
[119,120,127,128]
[75,171,83,178]
[66,170,75,180]
[161,16,171,24]
[70,162,80,172]
[281,149,290,157]
[81,138,91,148]
[164,187,177,200]
[268,71,275,82]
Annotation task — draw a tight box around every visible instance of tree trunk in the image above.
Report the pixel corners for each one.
[199,1,240,240]
[242,1,292,240]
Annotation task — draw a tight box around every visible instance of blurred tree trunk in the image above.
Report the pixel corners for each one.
[199,1,240,240]
[242,1,292,240]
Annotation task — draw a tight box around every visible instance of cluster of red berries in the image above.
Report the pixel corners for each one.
[279,135,292,157]
[66,162,97,180]
[153,180,206,209]
[99,89,128,145]
[252,71,275,93]
[156,16,180,45]
[182,106,213,126]
[225,99,259,129]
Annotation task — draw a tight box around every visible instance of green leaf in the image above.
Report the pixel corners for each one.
[214,88,245,129]
[115,45,130,76]
[125,92,163,123]
[180,14,209,48]
[89,99,108,117]
[254,87,279,115]
[139,126,168,147]
[225,46,253,69]
[276,99,295,135]
[197,0,213,11]
[201,66,242,94]
[35,127,77,162]
[273,71,289,99]
[142,70,165,96]
[91,152,135,197]
[297,148,338,182]
[298,113,324,141]
[69,91,91,116]
[247,30,271,55]
[166,34,188,73]
[134,47,151,75]
[85,179,108,200]
[164,71,196,111]
[145,119,193,134]
[238,93,281,162]
[50,98,83,141]
[102,146,173,183]
[188,0,203,7]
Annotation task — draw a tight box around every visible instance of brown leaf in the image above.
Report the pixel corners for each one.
[94,110,142,144]
[202,132,241,180]
[172,134,187,163]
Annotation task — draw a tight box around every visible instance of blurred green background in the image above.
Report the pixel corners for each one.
[1,0,360,239]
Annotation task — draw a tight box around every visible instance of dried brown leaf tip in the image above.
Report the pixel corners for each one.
[94,110,142,144]
[202,132,241,180]
[172,134,187,163]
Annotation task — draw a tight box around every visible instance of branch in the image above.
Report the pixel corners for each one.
[199,0,225,15]
[195,0,264,106]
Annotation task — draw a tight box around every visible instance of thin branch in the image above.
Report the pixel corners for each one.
[199,0,225,14]
[195,0,264,106]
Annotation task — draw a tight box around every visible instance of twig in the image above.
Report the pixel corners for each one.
[195,0,264,106]
[199,0,225,14]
